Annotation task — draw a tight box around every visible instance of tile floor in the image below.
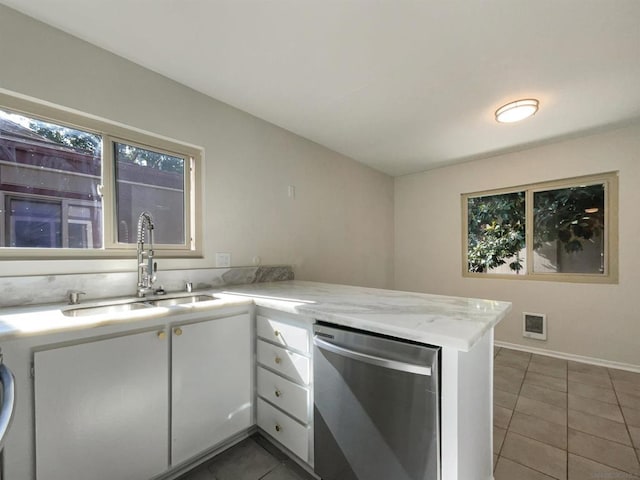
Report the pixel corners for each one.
[493,347,640,480]
[179,348,640,480]
[177,434,315,480]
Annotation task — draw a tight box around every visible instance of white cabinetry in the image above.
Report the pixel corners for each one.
[255,313,313,465]
[34,329,169,480]
[171,313,252,466]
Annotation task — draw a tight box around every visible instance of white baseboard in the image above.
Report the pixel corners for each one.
[494,341,640,373]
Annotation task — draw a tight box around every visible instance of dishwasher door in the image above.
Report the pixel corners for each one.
[313,323,440,480]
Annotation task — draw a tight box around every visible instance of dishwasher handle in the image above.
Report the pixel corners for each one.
[0,362,15,451]
[313,336,432,377]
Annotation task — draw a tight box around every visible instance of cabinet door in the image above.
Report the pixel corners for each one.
[171,313,252,466]
[34,329,169,480]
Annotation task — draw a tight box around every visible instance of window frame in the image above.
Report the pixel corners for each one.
[0,92,203,260]
[461,172,618,284]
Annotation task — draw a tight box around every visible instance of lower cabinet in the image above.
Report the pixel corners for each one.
[171,313,252,465]
[255,311,313,465]
[34,329,170,480]
[33,311,252,480]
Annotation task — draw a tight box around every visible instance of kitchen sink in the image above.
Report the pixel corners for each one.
[149,294,218,307]
[62,294,219,317]
[63,302,152,317]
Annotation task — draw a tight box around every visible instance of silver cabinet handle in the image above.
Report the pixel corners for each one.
[0,363,15,450]
[313,336,432,376]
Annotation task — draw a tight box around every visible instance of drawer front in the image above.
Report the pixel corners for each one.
[257,366,310,423]
[257,340,310,385]
[256,315,310,353]
[257,398,309,462]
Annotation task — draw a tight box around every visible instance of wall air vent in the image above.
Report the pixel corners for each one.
[523,312,547,340]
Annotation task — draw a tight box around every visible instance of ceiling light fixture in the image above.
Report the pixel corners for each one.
[495,99,539,123]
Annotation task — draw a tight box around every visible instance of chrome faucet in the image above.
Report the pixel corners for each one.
[136,211,157,297]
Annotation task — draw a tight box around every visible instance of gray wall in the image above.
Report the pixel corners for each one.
[395,124,640,366]
[0,5,395,289]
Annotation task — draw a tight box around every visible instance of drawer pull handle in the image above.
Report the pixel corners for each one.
[275,389,282,398]
[274,330,281,337]
[157,331,166,340]
[275,424,282,433]
[275,356,282,365]
[174,327,183,336]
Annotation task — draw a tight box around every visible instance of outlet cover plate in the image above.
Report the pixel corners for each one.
[215,252,231,268]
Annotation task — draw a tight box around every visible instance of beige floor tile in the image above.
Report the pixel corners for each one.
[495,350,531,369]
[528,362,567,380]
[520,383,568,409]
[501,432,567,480]
[568,428,640,475]
[494,387,519,410]
[568,393,625,422]
[494,405,513,429]
[568,370,613,388]
[614,379,640,398]
[179,465,215,480]
[262,463,308,480]
[617,390,640,409]
[530,354,567,369]
[568,453,640,480]
[495,364,527,380]
[497,348,532,361]
[568,380,618,405]
[525,371,568,393]
[609,368,640,385]
[509,411,567,450]
[516,396,567,426]
[493,453,498,470]
[567,360,610,377]
[207,438,281,480]
[494,456,557,480]
[629,425,640,449]
[568,409,631,446]
[622,405,640,428]
[495,368,525,394]
[494,426,507,453]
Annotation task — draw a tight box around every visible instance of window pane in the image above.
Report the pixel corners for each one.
[467,191,526,274]
[0,108,102,249]
[114,142,185,244]
[8,198,62,247]
[533,184,605,274]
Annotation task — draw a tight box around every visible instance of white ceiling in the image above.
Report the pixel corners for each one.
[2,0,640,176]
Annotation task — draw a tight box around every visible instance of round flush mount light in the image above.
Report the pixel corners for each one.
[495,99,539,123]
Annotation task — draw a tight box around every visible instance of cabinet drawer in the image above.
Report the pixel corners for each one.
[257,398,309,462]
[257,366,309,424]
[256,315,310,353]
[257,340,310,385]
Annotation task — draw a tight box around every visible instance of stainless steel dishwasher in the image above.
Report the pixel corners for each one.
[313,322,440,480]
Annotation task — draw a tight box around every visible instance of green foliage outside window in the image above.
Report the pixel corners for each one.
[467,184,605,274]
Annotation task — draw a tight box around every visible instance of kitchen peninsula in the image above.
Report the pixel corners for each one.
[0,280,510,480]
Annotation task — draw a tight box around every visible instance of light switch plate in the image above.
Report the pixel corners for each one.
[215,252,231,268]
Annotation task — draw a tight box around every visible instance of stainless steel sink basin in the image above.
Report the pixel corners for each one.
[150,294,218,307]
[62,294,219,317]
[63,302,151,317]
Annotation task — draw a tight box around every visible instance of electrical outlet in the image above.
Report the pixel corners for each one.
[215,252,231,268]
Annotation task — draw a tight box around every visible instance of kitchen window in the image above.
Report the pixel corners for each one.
[462,172,618,283]
[0,94,201,258]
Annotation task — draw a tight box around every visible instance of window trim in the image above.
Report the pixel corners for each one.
[461,172,618,284]
[0,92,203,260]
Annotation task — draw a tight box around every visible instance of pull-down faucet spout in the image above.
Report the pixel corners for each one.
[136,211,157,297]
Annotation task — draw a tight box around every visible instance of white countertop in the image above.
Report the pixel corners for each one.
[220,281,511,351]
[0,280,510,351]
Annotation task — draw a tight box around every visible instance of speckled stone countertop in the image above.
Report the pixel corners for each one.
[0,280,510,351]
